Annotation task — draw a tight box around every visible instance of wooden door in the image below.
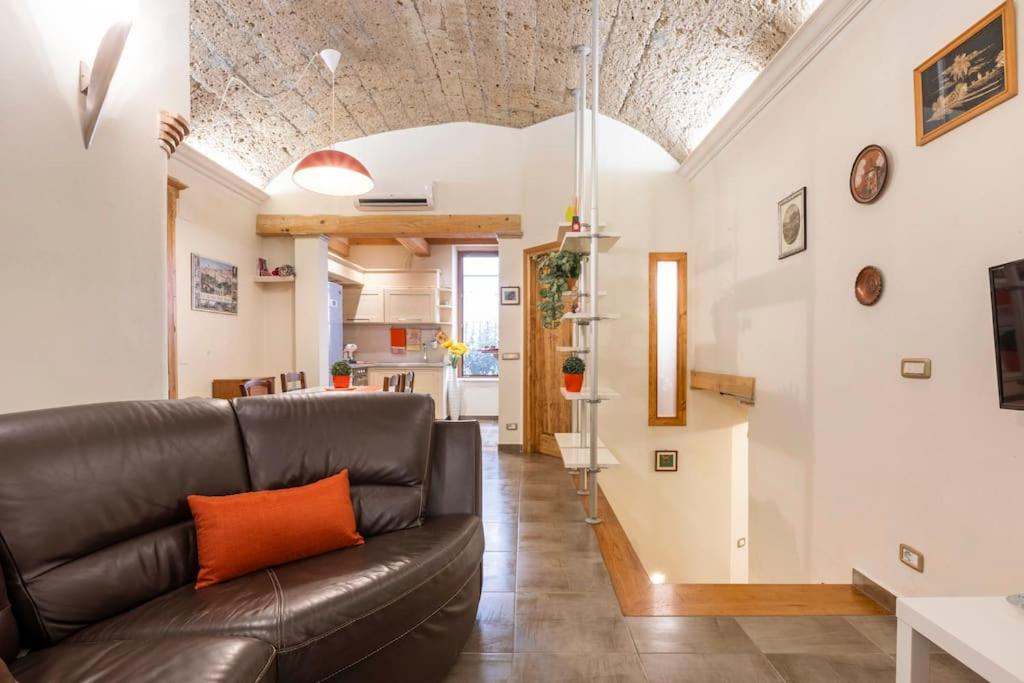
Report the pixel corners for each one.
[523,242,572,457]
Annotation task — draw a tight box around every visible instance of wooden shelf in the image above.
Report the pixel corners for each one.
[556,346,589,354]
[559,231,621,254]
[690,370,756,404]
[254,275,295,283]
[560,387,620,401]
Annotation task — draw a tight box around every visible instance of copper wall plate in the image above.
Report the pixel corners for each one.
[850,144,889,204]
[855,266,884,305]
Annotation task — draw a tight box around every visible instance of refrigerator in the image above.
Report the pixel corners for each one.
[328,282,343,369]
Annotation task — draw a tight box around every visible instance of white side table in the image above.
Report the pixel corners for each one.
[897,596,1024,683]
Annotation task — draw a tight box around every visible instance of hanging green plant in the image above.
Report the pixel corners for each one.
[532,251,584,329]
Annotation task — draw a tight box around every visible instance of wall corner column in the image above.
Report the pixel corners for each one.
[293,235,330,387]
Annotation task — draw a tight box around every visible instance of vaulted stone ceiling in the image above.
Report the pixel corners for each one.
[190,0,818,186]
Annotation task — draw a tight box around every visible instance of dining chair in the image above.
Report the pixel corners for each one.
[240,378,274,396]
[280,371,307,392]
[402,371,415,393]
[382,374,403,392]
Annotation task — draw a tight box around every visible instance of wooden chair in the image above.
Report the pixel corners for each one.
[280,371,307,393]
[402,371,415,393]
[240,378,274,396]
[382,374,403,392]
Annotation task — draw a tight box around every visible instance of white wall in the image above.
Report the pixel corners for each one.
[168,158,294,397]
[684,0,1024,595]
[0,0,188,413]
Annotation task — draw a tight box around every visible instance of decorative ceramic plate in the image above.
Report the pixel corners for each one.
[855,266,884,306]
[850,145,889,204]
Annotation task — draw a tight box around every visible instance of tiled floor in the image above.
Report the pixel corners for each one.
[445,421,986,682]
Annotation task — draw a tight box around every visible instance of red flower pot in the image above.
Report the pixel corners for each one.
[563,373,584,392]
[332,375,351,389]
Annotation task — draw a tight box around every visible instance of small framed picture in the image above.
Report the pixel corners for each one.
[778,187,807,260]
[655,450,678,472]
[501,286,521,306]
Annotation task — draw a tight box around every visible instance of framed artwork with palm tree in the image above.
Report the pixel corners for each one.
[914,2,1017,146]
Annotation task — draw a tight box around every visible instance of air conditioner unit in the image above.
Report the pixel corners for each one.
[354,183,434,211]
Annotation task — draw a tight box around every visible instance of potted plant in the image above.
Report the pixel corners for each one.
[330,360,352,389]
[533,251,584,329]
[562,355,585,392]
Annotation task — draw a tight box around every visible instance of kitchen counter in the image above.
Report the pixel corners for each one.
[350,361,448,369]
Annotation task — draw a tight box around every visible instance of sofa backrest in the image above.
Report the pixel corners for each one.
[0,400,251,646]
[0,560,17,664]
[232,392,434,537]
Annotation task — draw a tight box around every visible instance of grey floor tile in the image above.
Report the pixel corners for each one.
[516,591,622,621]
[516,551,614,592]
[845,616,899,655]
[510,653,647,682]
[464,592,515,653]
[518,522,600,552]
[642,653,783,682]
[483,551,516,592]
[483,523,518,552]
[444,653,513,683]
[520,482,578,502]
[766,653,895,682]
[736,616,883,655]
[515,617,636,654]
[627,616,761,654]
[930,653,988,682]
[519,499,588,522]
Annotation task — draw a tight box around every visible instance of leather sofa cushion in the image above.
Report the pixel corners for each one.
[190,470,363,589]
[232,393,434,537]
[10,636,275,683]
[69,514,484,681]
[0,561,17,665]
[0,400,251,646]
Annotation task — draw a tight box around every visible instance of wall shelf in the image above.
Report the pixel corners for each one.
[556,346,589,353]
[254,275,295,283]
[560,387,620,401]
[690,370,756,404]
[559,231,621,254]
[562,312,620,322]
[559,446,620,469]
[555,432,605,449]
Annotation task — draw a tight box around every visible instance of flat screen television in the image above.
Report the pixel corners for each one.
[989,258,1024,410]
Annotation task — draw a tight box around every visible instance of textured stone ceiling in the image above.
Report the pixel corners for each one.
[190,0,816,186]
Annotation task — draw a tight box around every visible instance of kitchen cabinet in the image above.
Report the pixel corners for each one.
[365,366,447,419]
[345,287,384,323]
[384,288,436,324]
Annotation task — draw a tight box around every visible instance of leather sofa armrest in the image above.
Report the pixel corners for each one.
[0,555,19,666]
[426,421,482,518]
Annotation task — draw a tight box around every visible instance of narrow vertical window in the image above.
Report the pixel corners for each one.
[458,251,500,377]
[649,253,687,426]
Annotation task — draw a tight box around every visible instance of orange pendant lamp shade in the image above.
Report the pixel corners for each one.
[292,149,374,196]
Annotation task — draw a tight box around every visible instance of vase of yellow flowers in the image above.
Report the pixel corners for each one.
[436,332,469,420]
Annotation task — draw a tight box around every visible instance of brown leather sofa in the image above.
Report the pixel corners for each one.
[0,393,483,682]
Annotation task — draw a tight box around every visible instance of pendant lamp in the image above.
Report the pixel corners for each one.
[293,49,374,196]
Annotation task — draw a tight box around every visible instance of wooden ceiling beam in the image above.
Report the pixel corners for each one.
[396,237,431,257]
[256,214,522,239]
[327,237,350,257]
[427,237,498,246]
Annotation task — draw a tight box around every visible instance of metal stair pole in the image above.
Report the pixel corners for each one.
[585,0,601,525]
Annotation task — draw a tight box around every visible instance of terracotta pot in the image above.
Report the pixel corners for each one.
[563,373,584,393]
[332,375,351,389]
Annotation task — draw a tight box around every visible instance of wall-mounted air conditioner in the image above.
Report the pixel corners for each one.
[354,183,434,211]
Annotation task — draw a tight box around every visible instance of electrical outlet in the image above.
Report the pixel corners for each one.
[736,537,747,549]
[505,423,519,431]
[899,544,924,573]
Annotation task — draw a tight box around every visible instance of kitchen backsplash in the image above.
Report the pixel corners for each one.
[343,325,448,363]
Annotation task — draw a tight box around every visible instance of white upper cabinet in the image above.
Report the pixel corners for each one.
[345,287,385,322]
[384,288,436,323]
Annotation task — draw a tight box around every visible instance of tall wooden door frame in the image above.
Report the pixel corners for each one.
[167,177,187,399]
[522,241,572,456]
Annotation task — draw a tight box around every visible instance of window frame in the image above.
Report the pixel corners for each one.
[648,252,688,426]
[457,250,500,378]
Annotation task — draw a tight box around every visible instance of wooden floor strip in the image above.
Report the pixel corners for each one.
[573,475,890,617]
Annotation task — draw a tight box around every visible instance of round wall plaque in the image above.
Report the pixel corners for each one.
[850,144,889,204]
[855,266,884,306]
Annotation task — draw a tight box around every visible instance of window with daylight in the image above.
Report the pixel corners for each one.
[458,251,499,377]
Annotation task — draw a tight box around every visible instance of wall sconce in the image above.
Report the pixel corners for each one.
[79,17,133,148]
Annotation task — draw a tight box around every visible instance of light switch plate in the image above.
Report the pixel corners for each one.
[501,352,520,360]
[505,423,519,431]
[901,358,932,379]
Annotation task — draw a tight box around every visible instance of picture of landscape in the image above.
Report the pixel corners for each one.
[915,3,1017,145]
[191,254,238,315]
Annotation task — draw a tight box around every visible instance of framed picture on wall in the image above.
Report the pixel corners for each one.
[778,187,807,260]
[654,450,678,472]
[500,286,520,306]
[191,254,238,315]
[914,2,1017,146]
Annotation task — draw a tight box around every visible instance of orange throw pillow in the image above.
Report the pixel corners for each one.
[188,470,364,589]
